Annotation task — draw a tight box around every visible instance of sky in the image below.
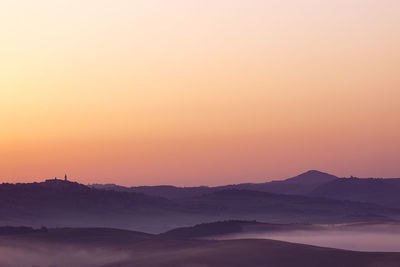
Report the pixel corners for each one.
[1,0,399,186]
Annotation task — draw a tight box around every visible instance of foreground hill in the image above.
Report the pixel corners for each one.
[0,179,399,232]
[1,226,400,267]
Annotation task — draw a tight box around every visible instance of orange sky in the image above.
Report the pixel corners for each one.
[1,0,400,186]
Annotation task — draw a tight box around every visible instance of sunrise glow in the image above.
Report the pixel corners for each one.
[1,0,399,185]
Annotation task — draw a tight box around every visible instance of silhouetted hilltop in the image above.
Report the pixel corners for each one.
[91,170,339,198]
[0,180,175,232]
[0,179,168,207]
[220,170,338,195]
[283,170,338,185]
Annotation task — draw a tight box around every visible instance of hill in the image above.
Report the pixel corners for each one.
[162,220,318,239]
[311,177,400,208]
[91,170,338,198]
[1,179,399,233]
[92,184,214,199]
[177,189,398,224]
[92,171,400,211]
[0,179,175,232]
[0,226,400,267]
[220,170,338,195]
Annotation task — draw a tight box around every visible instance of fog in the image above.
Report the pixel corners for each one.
[0,243,130,267]
[1,226,400,267]
[214,225,400,252]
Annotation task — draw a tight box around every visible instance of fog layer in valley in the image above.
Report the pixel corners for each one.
[214,224,400,252]
[0,244,130,267]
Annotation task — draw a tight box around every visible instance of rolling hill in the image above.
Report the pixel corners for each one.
[91,170,338,198]
[0,178,399,233]
[311,177,400,208]
[1,226,400,267]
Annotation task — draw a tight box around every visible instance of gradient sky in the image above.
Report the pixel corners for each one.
[1,0,399,186]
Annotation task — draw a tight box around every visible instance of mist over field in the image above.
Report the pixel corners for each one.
[1,226,400,267]
[1,172,400,267]
[0,244,130,267]
[214,223,400,252]
[1,0,400,266]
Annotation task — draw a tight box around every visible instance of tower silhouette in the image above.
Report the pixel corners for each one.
[64,174,67,181]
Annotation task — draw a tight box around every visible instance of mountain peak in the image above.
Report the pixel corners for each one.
[303,170,327,175]
[285,170,338,185]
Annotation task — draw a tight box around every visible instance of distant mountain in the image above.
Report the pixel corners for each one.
[282,170,338,185]
[91,184,213,199]
[91,172,400,211]
[1,179,397,233]
[220,170,338,195]
[91,170,338,198]
[311,177,400,208]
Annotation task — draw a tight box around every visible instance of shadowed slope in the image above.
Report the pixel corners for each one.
[311,178,400,208]
[178,189,399,223]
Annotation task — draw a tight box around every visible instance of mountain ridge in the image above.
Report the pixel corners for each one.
[1,177,398,232]
[91,170,339,198]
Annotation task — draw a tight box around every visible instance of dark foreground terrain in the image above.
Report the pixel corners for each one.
[1,226,400,267]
